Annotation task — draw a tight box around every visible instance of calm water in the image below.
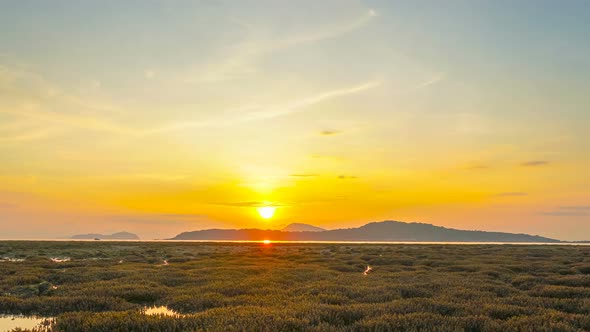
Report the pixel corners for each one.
[144,306,182,317]
[0,239,589,245]
[0,315,51,332]
[0,307,181,331]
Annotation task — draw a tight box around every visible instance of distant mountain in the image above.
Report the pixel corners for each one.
[70,232,140,240]
[282,223,325,232]
[170,220,559,242]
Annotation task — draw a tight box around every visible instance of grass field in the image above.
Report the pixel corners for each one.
[1,241,590,331]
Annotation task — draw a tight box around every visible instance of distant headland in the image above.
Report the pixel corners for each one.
[170,220,559,243]
[69,232,140,240]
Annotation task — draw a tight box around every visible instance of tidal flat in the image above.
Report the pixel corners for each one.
[1,241,590,331]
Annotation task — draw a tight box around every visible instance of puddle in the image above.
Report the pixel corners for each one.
[0,315,52,332]
[0,257,25,262]
[0,307,181,331]
[143,306,183,317]
[50,257,71,263]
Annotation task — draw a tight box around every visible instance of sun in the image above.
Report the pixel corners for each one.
[257,206,276,219]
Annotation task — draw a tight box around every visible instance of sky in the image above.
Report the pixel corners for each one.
[0,0,589,240]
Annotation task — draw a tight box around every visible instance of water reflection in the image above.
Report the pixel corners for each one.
[0,257,25,262]
[50,257,71,263]
[144,306,182,317]
[0,315,51,332]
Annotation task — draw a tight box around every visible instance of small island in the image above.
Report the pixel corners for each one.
[69,232,140,240]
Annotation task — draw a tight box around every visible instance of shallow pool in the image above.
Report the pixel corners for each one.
[0,315,51,332]
[144,306,183,317]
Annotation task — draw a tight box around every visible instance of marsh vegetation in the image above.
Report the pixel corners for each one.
[1,241,590,331]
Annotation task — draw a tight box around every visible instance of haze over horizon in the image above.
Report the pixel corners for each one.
[1,1,589,240]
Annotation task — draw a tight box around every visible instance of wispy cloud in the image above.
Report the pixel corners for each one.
[494,192,528,197]
[310,154,344,161]
[210,201,286,208]
[155,213,209,219]
[540,206,590,217]
[102,213,212,226]
[144,69,156,79]
[0,65,135,138]
[187,8,378,84]
[0,202,17,209]
[398,73,445,95]
[244,81,380,121]
[338,175,358,180]
[0,128,55,142]
[541,211,587,217]
[412,74,445,90]
[320,130,341,136]
[6,101,132,135]
[560,206,590,211]
[465,164,489,170]
[521,160,550,167]
[1,38,380,138]
[146,80,380,134]
[275,9,377,49]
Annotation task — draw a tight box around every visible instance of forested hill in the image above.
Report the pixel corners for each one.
[171,220,559,242]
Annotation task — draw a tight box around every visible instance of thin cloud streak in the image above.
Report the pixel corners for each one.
[187,9,378,84]
[0,129,54,143]
[210,201,286,208]
[399,73,445,95]
[413,74,444,90]
[155,213,210,219]
[540,206,590,217]
[0,65,137,137]
[276,9,378,49]
[104,213,211,225]
[521,160,550,167]
[560,206,590,211]
[1,65,378,138]
[145,80,380,134]
[0,203,17,209]
[465,165,489,170]
[3,105,131,135]
[494,192,528,197]
[541,211,588,217]
[245,81,381,121]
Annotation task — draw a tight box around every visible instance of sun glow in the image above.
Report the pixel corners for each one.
[263,239,271,245]
[257,206,276,219]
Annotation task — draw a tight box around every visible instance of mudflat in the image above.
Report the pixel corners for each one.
[1,241,589,331]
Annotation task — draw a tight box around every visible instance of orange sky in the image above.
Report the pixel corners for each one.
[1,1,589,240]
